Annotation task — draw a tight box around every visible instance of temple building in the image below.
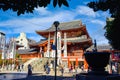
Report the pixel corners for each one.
[29,20,93,69]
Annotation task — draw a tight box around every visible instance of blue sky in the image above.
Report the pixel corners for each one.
[0,0,111,45]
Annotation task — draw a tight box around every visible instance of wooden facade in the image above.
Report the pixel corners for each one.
[19,20,93,69]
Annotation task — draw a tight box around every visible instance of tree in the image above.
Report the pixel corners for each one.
[88,0,120,50]
[0,0,69,15]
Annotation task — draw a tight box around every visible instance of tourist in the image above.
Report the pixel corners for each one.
[46,66,50,74]
[44,61,50,74]
[44,64,46,72]
[18,64,21,72]
[60,66,64,76]
[27,64,32,76]
[69,65,73,73]
[21,64,24,71]
[81,65,84,72]
[45,62,48,71]
[45,62,50,74]
[88,66,92,72]
[75,66,78,73]
[112,64,117,74]
[12,64,15,71]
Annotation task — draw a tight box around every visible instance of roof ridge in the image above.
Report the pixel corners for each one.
[60,20,81,24]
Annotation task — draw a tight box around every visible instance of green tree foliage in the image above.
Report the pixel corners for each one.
[88,0,120,50]
[0,53,20,65]
[0,0,69,15]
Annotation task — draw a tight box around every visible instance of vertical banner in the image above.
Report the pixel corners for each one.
[6,49,10,59]
[57,32,62,65]
[1,33,6,59]
[46,33,50,57]
[57,32,61,58]
[51,33,56,58]
[1,42,5,59]
[9,38,15,59]
[64,33,67,57]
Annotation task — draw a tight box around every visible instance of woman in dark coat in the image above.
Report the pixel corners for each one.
[27,64,32,76]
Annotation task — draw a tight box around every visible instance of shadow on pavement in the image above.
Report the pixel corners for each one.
[13,73,75,80]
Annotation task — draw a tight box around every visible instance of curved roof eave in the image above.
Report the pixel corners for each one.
[36,20,83,34]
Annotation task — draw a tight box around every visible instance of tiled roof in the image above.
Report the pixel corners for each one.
[29,38,47,46]
[30,37,92,46]
[17,48,37,54]
[97,45,112,50]
[65,38,92,43]
[27,38,36,44]
[36,20,83,32]
[86,45,112,51]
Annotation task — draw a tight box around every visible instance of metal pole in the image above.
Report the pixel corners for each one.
[54,21,59,80]
[55,26,57,80]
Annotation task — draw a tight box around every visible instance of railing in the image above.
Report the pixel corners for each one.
[23,57,50,72]
[23,58,39,71]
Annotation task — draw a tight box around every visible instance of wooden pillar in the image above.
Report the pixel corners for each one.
[76,58,78,67]
[38,53,39,58]
[111,50,114,59]
[68,58,70,68]
[84,59,88,70]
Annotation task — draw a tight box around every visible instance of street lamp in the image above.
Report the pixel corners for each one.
[53,21,60,80]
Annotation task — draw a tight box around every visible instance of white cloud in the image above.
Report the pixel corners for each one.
[34,7,52,16]
[28,35,42,42]
[90,19,105,27]
[0,5,110,44]
[0,9,76,35]
[76,6,99,17]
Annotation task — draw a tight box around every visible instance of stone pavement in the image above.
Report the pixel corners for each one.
[0,70,76,80]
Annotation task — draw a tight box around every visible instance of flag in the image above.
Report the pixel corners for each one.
[51,45,56,50]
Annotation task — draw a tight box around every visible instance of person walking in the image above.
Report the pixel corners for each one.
[18,64,21,72]
[69,65,73,73]
[60,66,64,76]
[21,64,24,71]
[27,64,32,76]
[46,66,50,74]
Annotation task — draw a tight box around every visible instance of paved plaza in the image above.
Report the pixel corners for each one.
[0,71,76,80]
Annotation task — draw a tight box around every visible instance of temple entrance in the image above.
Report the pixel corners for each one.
[69,61,84,68]
[62,61,68,68]
[78,61,84,68]
[70,61,76,69]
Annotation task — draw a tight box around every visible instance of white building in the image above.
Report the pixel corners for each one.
[15,32,30,50]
